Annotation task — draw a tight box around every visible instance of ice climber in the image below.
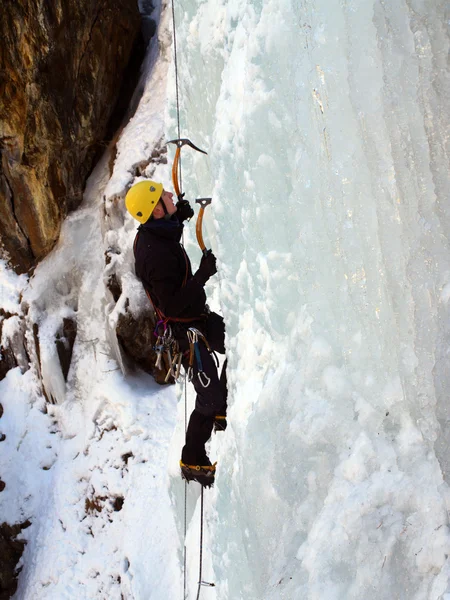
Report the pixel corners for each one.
[125,180,227,487]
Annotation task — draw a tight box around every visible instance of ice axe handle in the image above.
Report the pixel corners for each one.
[195,198,212,257]
[167,139,208,198]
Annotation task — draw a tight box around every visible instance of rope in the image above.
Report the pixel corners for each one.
[170,0,182,192]
[196,487,204,600]
[170,5,212,599]
[172,0,187,592]
[184,372,188,433]
[183,479,187,599]
[183,374,188,599]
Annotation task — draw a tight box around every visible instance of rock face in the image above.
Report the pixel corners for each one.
[0,0,142,274]
[0,521,31,600]
[116,306,174,385]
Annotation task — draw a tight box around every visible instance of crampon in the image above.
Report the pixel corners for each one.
[180,461,217,488]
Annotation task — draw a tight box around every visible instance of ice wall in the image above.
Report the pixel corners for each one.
[169,0,450,598]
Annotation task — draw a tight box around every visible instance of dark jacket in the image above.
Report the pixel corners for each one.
[133,216,207,319]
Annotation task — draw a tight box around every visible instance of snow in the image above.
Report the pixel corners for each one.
[1,0,450,599]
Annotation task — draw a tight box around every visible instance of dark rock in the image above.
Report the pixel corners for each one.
[107,273,122,303]
[0,0,142,274]
[122,452,134,464]
[0,520,31,599]
[85,495,106,515]
[0,314,30,381]
[0,344,18,381]
[116,305,173,385]
[0,319,18,382]
[112,496,124,511]
[30,322,51,404]
[0,481,5,492]
[32,323,41,370]
[55,317,77,381]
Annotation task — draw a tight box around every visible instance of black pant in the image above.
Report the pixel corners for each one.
[182,342,227,416]
[180,315,227,465]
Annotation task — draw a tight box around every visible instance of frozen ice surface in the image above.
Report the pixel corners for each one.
[169,0,450,598]
[1,0,450,599]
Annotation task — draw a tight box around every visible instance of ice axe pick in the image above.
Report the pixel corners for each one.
[195,198,212,257]
[167,138,207,197]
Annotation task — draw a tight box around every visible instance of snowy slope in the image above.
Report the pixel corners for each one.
[1,2,181,599]
[1,149,181,599]
[1,0,450,599]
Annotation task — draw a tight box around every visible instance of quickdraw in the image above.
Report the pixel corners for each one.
[154,322,218,387]
[186,327,219,388]
[153,322,183,383]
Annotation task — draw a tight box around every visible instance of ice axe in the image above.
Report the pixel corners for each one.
[195,198,212,257]
[167,138,207,197]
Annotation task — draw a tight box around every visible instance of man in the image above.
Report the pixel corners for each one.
[125,180,227,487]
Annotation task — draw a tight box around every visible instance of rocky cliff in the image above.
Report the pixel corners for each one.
[0,0,142,274]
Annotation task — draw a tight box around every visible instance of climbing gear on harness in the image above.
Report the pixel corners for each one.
[125,180,163,223]
[180,460,217,488]
[167,138,207,198]
[153,322,184,383]
[187,328,209,386]
[195,198,212,257]
[153,322,219,386]
[187,327,219,387]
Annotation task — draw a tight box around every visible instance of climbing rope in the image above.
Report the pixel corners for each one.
[196,487,205,600]
[183,375,188,599]
[171,0,188,590]
[196,488,215,599]
[170,0,182,192]
[169,2,214,598]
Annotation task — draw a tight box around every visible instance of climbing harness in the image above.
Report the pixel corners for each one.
[153,322,184,383]
[153,320,218,386]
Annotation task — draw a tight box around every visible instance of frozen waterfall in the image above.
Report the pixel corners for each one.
[168,0,450,598]
[1,0,449,599]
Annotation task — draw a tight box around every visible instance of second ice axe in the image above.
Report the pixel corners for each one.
[195,198,212,257]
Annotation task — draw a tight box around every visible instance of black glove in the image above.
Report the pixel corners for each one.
[195,250,217,285]
[176,194,194,221]
[214,415,227,432]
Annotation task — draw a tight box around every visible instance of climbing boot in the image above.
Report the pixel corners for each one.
[180,461,216,488]
[213,415,227,432]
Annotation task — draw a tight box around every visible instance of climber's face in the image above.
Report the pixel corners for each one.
[153,190,177,219]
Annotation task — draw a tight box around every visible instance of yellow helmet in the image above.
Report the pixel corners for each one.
[125,180,164,223]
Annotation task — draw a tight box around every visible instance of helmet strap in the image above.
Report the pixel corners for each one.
[161,195,172,220]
